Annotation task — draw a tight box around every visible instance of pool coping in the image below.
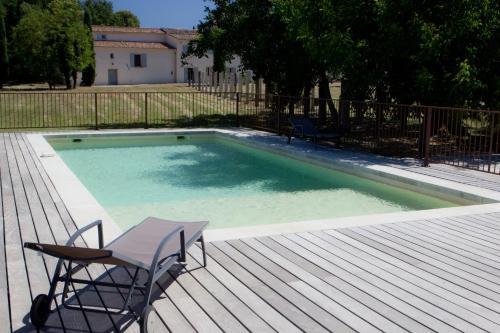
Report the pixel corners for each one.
[27,128,500,245]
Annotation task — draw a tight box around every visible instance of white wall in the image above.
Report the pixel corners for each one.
[165,36,242,83]
[94,47,176,85]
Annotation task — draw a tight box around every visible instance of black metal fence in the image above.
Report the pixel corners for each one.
[1,91,499,174]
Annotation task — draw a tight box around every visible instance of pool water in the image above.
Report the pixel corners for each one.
[50,135,458,230]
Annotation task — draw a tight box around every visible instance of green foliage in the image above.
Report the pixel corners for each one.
[81,6,95,86]
[192,0,500,110]
[12,0,93,88]
[112,10,139,27]
[81,62,95,86]
[0,4,8,88]
[82,0,113,25]
[82,0,139,27]
[187,0,313,96]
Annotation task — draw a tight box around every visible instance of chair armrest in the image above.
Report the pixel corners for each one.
[149,226,185,272]
[24,243,112,261]
[66,220,104,248]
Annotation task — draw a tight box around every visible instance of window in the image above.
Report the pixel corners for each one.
[101,34,107,40]
[130,53,147,68]
[134,54,142,67]
[110,53,114,59]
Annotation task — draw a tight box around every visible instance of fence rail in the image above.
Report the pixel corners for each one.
[1,91,499,174]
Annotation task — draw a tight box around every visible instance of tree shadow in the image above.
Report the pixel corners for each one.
[143,140,339,192]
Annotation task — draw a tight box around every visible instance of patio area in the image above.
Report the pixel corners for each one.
[2,132,500,332]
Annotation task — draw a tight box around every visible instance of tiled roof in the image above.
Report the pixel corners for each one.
[163,28,198,40]
[94,40,174,49]
[92,25,165,34]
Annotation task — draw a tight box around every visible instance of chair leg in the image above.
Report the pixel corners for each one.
[199,235,207,267]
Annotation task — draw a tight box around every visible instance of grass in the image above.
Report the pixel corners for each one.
[0,82,341,130]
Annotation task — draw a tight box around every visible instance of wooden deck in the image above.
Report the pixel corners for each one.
[2,132,500,332]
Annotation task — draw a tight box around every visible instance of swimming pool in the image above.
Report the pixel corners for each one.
[48,133,461,230]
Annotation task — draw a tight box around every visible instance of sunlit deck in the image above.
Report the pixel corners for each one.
[2,132,500,332]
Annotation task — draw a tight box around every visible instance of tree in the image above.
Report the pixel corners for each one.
[11,3,51,83]
[112,10,139,27]
[187,0,313,98]
[81,6,95,86]
[48,0,93,88]
[82,0,113,25]
[12,0,93,88]
[0,4,8,88]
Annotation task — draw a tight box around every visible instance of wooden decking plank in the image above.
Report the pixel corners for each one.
[344,226,500,300]
[0,136,11,333]
[188,241,302,333]
[169,258,250,333]
[338,228,500,313]
[154,268,223,333]
[376,223,500,276]
[319,230,500,331]
[385,221,500,272]
[225,238,384,332]
[417,218,500,253]
[1,133,40,333]
[436,216,500,246]
[278,233,486,332]
[367,224,500,285]
[243,237,381,333]
[457,215,500,235]
[404,219,500,257]
[182,248,275,333]
[207,241,328,333]
[272,233,430,333]
[394,221,500,266]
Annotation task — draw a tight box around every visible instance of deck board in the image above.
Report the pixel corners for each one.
[1,132,500,332]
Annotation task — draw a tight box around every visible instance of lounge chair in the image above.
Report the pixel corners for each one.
[24,217,208,333]
[287,117,342,146]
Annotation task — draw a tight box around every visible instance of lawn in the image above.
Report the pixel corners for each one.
[0,82,341,130]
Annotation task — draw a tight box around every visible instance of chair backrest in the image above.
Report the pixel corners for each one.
[289,117,318,135]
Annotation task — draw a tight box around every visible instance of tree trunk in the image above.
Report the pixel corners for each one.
[72,70,77,89]
[319,72,339,126]
[64,71,71,90]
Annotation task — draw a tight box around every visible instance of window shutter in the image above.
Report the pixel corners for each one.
[130,53,135,67]
[141,54,147,67]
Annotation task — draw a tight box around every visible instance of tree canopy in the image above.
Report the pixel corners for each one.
[188,0,500,109]
[112,10,139,27]
[82,0,140,27]
[1,0,139,88]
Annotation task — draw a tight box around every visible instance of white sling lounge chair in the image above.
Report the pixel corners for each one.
[24,217,208,333]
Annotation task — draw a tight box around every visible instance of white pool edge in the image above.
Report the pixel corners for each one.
[27,128,500,244]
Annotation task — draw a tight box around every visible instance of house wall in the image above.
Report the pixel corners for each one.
[94,47,176,85]
[165,35,242,83]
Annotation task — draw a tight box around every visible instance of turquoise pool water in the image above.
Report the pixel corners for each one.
[49,134,458,230]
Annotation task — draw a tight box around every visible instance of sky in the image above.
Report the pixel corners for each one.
[110,0,212,29]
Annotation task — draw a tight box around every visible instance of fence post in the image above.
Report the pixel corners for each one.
[487,113,495,173]
[94,92,98,130]
[423,106,432,166]
[277,95,281,136]
[236,92,240,127]
[42,93,46,128]
[144,92,149,129]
